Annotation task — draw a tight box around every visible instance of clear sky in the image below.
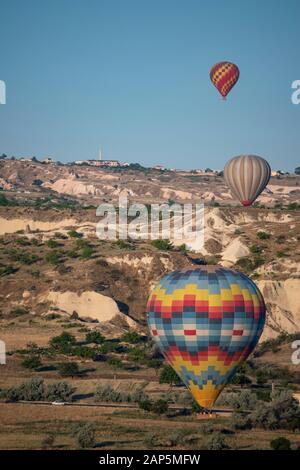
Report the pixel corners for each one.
[0,0,299,170]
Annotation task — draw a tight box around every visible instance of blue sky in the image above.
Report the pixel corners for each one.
[0,0,299,170]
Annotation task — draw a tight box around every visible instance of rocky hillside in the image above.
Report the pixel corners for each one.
[0,200,299,340]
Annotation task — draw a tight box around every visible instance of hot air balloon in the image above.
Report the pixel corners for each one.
[147,266,265,409]
[210,61,240,99]
[224,154,271,207]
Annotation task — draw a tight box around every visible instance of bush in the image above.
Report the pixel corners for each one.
[205,432,227,450]
[250,244,263,254]
[81,246,94,259]
[257,231,270,240]
[230,412,252,430]
[68,230,83,238]
[139,399,153,412]
[41,434,55,449]
[85,331,104,344]
[45,251,63,265]
[159,365,182,385]
[151,239,173,251]
[7,378,45,402]
[216,390,257,410]
[250,390,300,430]
[45,381,75,402]
[21,355,42,370]
[58,362,80,378]
[127,349,146,365]
[0,264,16,276]
[50,331,76,352]
[47,239,60,248]
[114,240,133,250]
[10,307,28,317]
[73,423,96,448]
[94,385,134,403]
[151,399,169,415]
[121,331,143,344]
[270,437,291,450]
[9,249,38,264]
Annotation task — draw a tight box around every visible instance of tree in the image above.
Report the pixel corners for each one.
[151,399,168,415]
[85,331,104,344]
[270,437,291,450]
[295,167,300,175]
[58,362,80,378]
[50,331,76,352]
[45,381,75,402]
[21,355,42,370]
[159,365,182,386]
[73,423,96,449]
[205,433,228,450]
[121,331,142,344]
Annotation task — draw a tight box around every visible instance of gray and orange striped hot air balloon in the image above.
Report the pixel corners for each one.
[224,155,271,207]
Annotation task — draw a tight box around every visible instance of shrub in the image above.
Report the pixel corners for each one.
[81,246,93,258]
[85,331,104,344]
[54,232,67,239]
[6,378,45,402]
[45,381,75,402]
[66,250,78,259]
[127,349,146,364]
[113,240,133,250]
[276,251,286,258]
[257,231,270,240]
[230,412,252,430]
[250,244,263,254]
[205,432,227,450]
[41,434,55,449]
[151,239,173,251]
[73,423,96,449]
[45,251,63,265]
[68,230,83,238]
[10,307,28,317]
[94,385,132,403]
[50,331,76,352]
[270,437,291,450]
[21,355,42,370]
[121,331,143,344]
[58,362,80,378]
[151,399,168,415]
[139,399,153,412]
[0,265,16,276]
[216,390,257,410]
[9,249,38,264]
[47,239,60,248]
[159,365,182,385]
[107,358,123,369]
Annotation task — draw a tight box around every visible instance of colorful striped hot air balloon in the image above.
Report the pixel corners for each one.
[210,61,240,99]
[147,266,266,409]
[224,154,271,207]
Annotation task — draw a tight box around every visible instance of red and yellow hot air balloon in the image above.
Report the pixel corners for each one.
[210,61,240,99]
[224,154,271,207]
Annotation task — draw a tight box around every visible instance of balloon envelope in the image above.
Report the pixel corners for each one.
[147,266,265,408]
[210,61,240,99]
[224,154,271,206]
